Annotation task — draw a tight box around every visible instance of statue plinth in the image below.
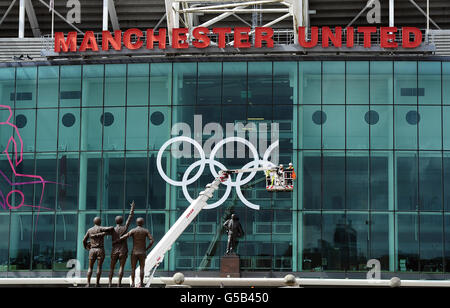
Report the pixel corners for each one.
[220,254,240,278]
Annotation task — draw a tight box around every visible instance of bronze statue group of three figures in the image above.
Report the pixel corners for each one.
[82,201,154,288]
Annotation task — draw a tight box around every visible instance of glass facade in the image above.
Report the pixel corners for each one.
[0,60,450,278]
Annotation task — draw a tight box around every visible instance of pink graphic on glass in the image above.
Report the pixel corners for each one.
[0,105,51,213]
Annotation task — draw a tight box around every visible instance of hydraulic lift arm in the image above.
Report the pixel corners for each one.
[137,166,286,287]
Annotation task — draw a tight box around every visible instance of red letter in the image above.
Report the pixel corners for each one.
[402,27,422,48]
[54,32,77,52]
[380,27,398,48]
[298,26,318,48]
[102,30,122,51]
[172,28,189,49]
[212,28,231,48]
[346,27,354,48]
[255,27,274,48]
[79,31,99,52]
[234,27,251,48]
[357,27,377,48]
[147,28,167,49]
[193,27,210,48]
[322,27,342,48]
[123,28,143,50]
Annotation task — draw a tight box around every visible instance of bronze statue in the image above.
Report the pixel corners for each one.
[223,214,244,255]
[83,217,114,287]
[116,217,154,287]
[108,201,135,288]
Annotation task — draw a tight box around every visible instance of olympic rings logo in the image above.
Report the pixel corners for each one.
[156,136,279,210]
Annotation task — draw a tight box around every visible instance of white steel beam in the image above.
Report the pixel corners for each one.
[180,8,289,13]
[0,0,18,27]
[18,0,25,38]
[38,0,84,34]
[108,0,120,30]
[179,0,282,13]
[292,0,303,43]
[197,5,249,28]
[166,0,179,44]
[25,0,41,37]
[389,0,394,27]
[408,0,440,30]
[102,0,108,31]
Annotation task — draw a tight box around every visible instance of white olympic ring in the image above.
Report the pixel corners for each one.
[156,136,279,210]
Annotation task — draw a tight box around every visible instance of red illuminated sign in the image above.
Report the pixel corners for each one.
[54,26,423,53]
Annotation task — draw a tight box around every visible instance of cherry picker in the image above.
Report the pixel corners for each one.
[134,164,295,287]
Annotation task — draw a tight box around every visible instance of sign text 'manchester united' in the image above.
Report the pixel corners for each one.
[54,26,424,52]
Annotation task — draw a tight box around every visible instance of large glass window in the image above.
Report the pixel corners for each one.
[299,62,321,105]
[303,152,321,210]
[125,153,148,209]
[0,67,15,108]
[396,152,418,211]
[173,63,197,106]
[150,63,172,106]
[126,106,148,150]
[35,154,57,210]
[9,213,32,270]
[302,212,321,270]
[370,61,393,105]
[274,62,297,105]
[397,213,419,272]
[248,62,272,105]
[36,108,58,152]
[127,63,149,106]
[347,61,369,105]
[370,213,391,271]
[370,152,391,211]
[419,106,441,150]
[322,61,344,105]
[322,153,345,210]
[54,213,77,271]
[347,105,369,149]
[394,105,418,149]
[57,153,79,211]
[418,61,441,105]
[0,214,9,271]
[419,213,443,272]
[444,62,450,105]
[60,65,81,108]
[198,62,221,105]
[105,64,126,107]
[37,66,59,108]
[322,106,345,149]
[82,65,104,107]
[223,62,247,105]
[15,67,37,109]
[394,61,417,105]
[80,107,103,151]
[370,105,393,149]
[346,153,369,210]
[32,213,55,270]
[58,108,80,151]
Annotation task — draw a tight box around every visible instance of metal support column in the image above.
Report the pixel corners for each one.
[103,0,109,31]
[389,0,394,27]
[18,0,25,38]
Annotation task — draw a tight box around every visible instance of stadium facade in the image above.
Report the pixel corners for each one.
[1,0,450,281]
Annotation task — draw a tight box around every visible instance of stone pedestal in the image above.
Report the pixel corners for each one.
[220,254,240,278]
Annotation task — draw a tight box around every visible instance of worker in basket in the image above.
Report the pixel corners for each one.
[285,162,296,186]
[265,169,276,188]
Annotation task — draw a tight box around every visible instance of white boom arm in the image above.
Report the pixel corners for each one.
[136,167,278,287]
